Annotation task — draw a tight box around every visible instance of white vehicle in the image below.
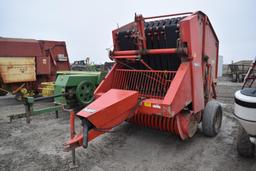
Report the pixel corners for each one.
[234,58,256,157]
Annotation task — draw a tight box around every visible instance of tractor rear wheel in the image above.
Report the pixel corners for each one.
[76,81,94,105]
[202,100,222,137]
[237,125,255,158]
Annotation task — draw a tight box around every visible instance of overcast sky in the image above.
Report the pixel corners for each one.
[1,0,255,64]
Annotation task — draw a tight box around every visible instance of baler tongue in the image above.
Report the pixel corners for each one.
[76,89,139,147]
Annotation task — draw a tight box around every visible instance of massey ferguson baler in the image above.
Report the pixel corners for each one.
[65,11,222,156]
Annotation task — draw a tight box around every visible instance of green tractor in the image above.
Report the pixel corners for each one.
[8,71,107,123]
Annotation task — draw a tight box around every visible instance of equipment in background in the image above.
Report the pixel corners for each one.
[234,58,256,158]
[71,57,92,71]
[8,71,106,123]
[40,82,55,97]
[64,11,222,166]
[243,58,256,88]
[228,61,252,83]
[0,37,70,98]
[71,59,114,72]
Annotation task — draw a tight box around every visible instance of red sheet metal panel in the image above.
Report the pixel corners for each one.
[77,89,139,128]
[179,13,205,113]
[0,38,43,57]
[204,22,219,80]
[94,63,117,98]
[38,40,70,72]
[162,62,192,116]
[36,56,51,75]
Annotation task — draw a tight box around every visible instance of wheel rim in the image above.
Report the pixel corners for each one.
[76,81,94,105]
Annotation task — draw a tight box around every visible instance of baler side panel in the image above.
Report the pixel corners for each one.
[163,62,192,116]
[204,23,219,80]
[180,14,205,113]
[94,63,117,98]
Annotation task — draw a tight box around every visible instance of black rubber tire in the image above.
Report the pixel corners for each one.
[202,100,223,137]
[237,125,255,158]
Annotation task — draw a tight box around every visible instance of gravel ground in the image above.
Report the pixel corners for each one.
[0,78,256,171]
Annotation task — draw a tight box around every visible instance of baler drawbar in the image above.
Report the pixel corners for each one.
[64,11,222,159]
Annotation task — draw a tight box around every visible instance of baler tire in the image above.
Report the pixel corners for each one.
[202,100,222,137]
[237,125,255,158]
